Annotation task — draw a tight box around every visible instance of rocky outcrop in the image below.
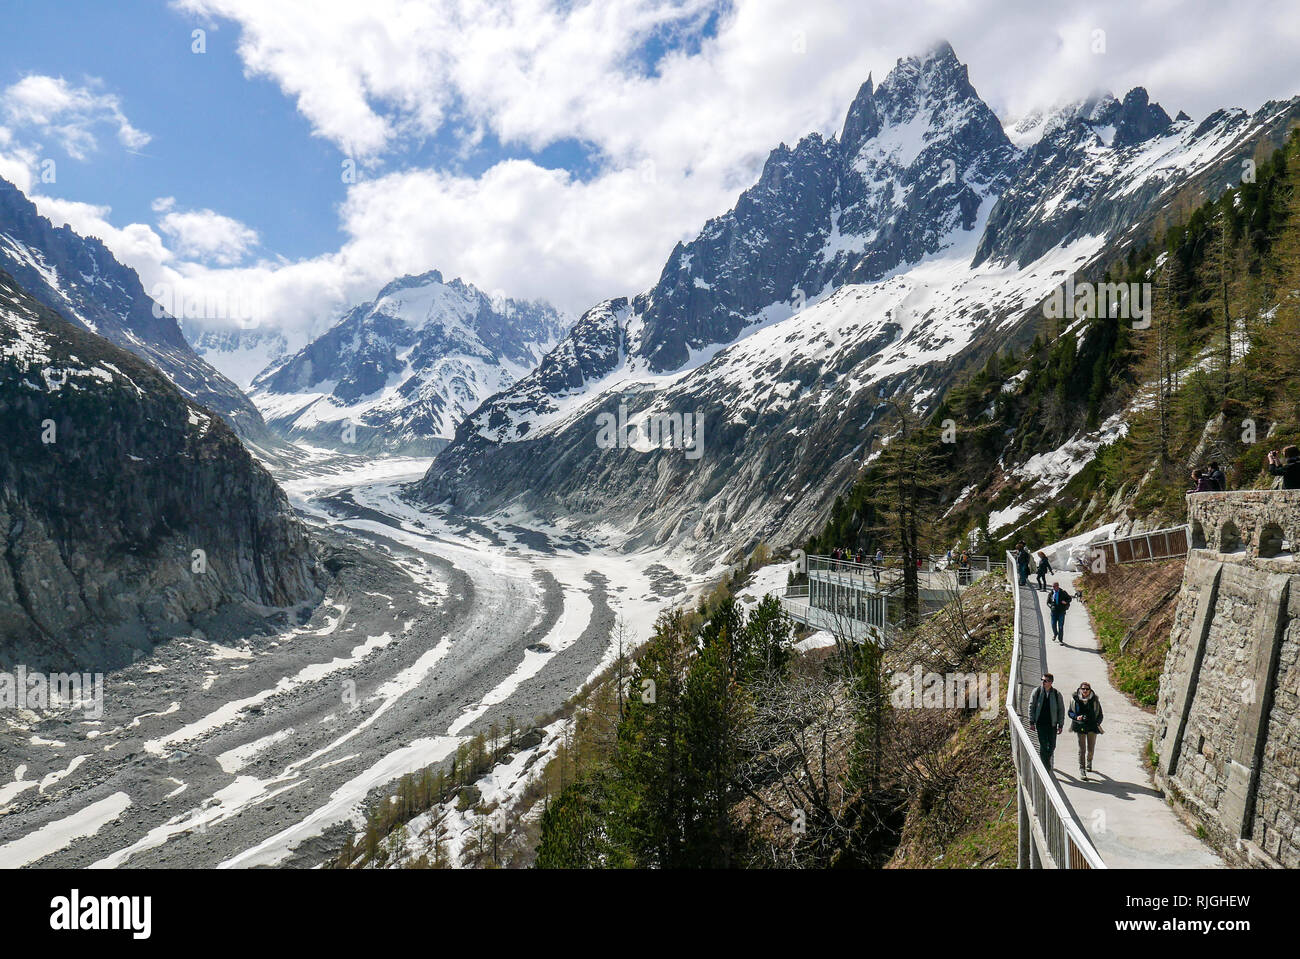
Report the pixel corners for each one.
[0,268,321,671]
[1154,491,1300,867]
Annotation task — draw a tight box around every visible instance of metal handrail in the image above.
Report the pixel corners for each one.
[808,553,993,574]
[1005,551,1106,869]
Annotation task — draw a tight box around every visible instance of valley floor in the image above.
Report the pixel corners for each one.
[0,448,704,868]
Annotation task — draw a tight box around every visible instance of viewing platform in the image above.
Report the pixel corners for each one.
[779,554,998,643]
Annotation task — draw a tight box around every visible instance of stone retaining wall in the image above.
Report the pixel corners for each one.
[1153,491,1300,867]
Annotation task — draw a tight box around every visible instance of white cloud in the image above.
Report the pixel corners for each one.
[157,207,260,266]
[0,126,39,193]
[10,0,1300,352]
[2,75,151,161]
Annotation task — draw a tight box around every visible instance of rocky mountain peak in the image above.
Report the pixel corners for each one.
[1112,86,1174,146]
[251,269,569,452]
[839,75,880,159]
[0,174,269,439]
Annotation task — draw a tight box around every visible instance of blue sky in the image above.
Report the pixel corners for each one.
[0,1,352,259]
[0,0,1297,342]
[0,0,715,264]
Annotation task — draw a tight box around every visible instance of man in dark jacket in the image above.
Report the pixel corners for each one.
[1069,682,1104,778]
[1030,674,1065,770]
[1046,581,1072,644]
[1268,445,1300,490]
[1207,461,1226,491]
[1016,543,1032,587]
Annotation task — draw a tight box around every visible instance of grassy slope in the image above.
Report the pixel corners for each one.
[886,580,1018,868]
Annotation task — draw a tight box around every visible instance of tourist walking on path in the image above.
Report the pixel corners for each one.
[1035,550,1053,591]
[1046,580,1072,644]
[1030,673,1065,770]
[1069,682,1104,779]
[873,548,883,583]
[1268,445,1300,490]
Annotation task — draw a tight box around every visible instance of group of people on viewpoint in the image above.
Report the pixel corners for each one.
[1189,446,1300,492]
[830,545,887,582]
[830,546,978,585]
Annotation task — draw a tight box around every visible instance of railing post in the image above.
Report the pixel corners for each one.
[1017,778,1030,869]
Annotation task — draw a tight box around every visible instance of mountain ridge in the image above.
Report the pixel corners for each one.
[0,176,270,440]
[416,41,1300,561]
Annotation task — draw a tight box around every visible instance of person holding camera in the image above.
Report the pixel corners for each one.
[1267,445,1300,490]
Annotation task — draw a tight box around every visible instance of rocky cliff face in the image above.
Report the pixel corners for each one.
[0,176,270,440]
[0,268,321,671]
[419,41,1300,561]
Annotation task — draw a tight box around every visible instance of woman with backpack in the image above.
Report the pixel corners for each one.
[1068,682,1104,778]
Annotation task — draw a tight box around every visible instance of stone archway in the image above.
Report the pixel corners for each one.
[1219,521,1244,553]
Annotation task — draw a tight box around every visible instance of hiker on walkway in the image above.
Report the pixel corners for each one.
[1016,542,1032,587]
[1046,580,1072,644]
[1035,550,1053,591]
[958,550,971,585]
[1207,461,1226,491]
[1030,673,1065,770]
[855,548,865,566]
[1268,445,1300,490]
[1068,682,1104,778]
[873,547,884,583]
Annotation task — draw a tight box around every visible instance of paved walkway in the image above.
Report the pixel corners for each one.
[1029,571,1223,868]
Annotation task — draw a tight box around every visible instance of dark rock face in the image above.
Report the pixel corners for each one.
[1109,87,1173,147]
[634,135,839,372]
[0,269,320,671]
[0,176,268,440]
[631,41,1017,373]
[252,270,569,453]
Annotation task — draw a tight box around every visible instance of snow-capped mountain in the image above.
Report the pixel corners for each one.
[250,270,569,453]
[419,41,1300,556]
[0,176,269,440]
[976,88,1284,267]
